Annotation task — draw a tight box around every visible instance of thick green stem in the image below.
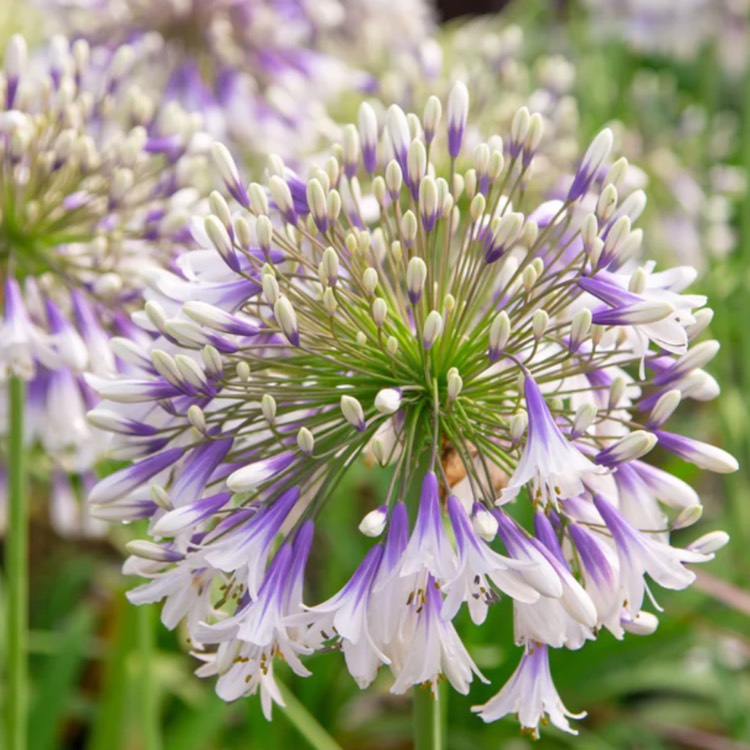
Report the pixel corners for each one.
[137,603,162,750]
[413,685,443,750]
[6,374,27,750]
[277,682,343,750]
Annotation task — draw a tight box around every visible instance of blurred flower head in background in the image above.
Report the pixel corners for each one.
[87,81,736,732]
[39,0,437,163]
[0,33,207,535]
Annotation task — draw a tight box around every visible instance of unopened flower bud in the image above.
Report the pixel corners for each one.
[622,611,659,636]
[673,504,703,530]
[447,369,463,402]
[406,257,427,304]
[532,309,549,339]
[297,427,315,455]
[359,506,388,537]
[274,296,300,346]
[647,389,682,429]
[261,394,277,424]
[341,394,366,431]
[571,402,597,438]
[472,503,499,541]
[187,404,206,433]
[423,310,443,350]
[688,530,730,555]
[372,297,388,328]
[374,387,401,414]
[489,311,511,362]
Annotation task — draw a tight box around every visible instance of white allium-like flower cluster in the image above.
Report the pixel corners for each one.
[88,84,736,732]
[0,34,207,535]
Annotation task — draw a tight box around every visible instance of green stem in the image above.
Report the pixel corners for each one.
[6,374,27,750]
[277,682,343,750]
[413,685,443,750]
[137,604,162,750]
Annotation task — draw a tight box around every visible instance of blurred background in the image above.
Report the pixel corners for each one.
[1,0,749,748]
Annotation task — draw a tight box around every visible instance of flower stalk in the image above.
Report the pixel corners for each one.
[413,686,443,750]
[6,374,28,750]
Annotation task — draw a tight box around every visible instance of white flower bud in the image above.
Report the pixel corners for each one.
[126,540,181,563]
[201,345,223,376]
[385,160,402,196]
[464,168,477,200]
[447,369,463,402]
[362,267,378,296]
[322,287,338,316]
[261,393,277,424]
[422,95,442,142]
[187,404,206,433]
[686,308,714,340]
[297,426,315,455]
[489,311,511,359]
[269,175,294,219]
[525,113,544,155]
[341,394,366,431]
[419,176,439,229]
[211,142,247,205]
[236,361,251,381]
[601,430,657,464]
[4,34,27,82]
[470,194,486,223]
[510,412,528,445]
[205,214,234,261]
[570,308,592,351]
[248,182,269,215]
[688,530,730,555]
[511,106,531,149]
[673,504,703,530]
[274,296,299,346]
[406,257,427,304]
[407,139,426,187]
[386,336,399,355]
[175,355,208,390]
[608,376,627,409]
[307,178,327,223]
[604,156,628,187]
[372,297,388,328]
[617,190,647,223]
[374,387,401,414]
[322,246,339,286]
[262,272,279,305]
[144,300,168,333]
[472,507,499,542]
[532,309,549,339]
[386,104,410,157]
[648,390,682,429]
[446,81,469,155]
[622,611,659,636]
[522,264,538,292]
[151,485,173,511]
[401,210,418,246]
[358,506,388,537]
[572,402,597,438]
[581,213,598,251]
[326,189,342,223]
[423,310,443,350]
[342,124,359,173]
[596,184,618,222]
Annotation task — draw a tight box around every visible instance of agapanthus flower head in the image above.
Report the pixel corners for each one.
[41,0,436,161]
[89,82,736,730]
[0,33,206,535]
